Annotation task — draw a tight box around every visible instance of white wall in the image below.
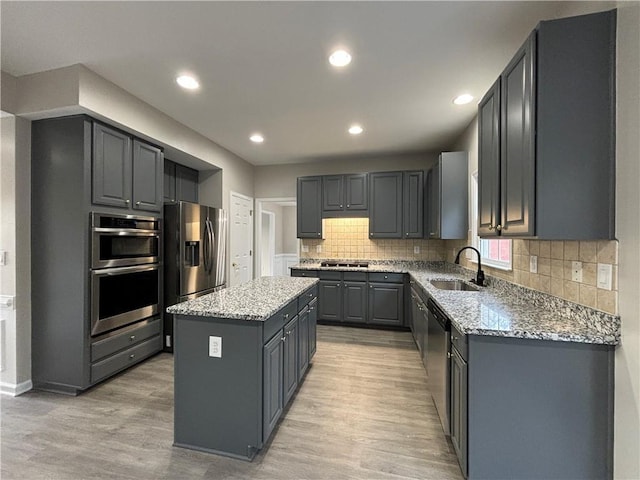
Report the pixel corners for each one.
[282,206,298,254]
[254,152,438,198]
[0,114,31,395]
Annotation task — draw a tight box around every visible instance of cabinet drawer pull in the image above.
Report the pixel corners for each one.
[317,233,321,236]
[284,313,289,319]
[125,199,130,204]
[384,275,388,279]
[135,201,141,206]
[130,335,136,341]
[340,204,343,208]
[336,283,340,287]
[447,352,451,359]
[346,204,350,208]
[129,354,135,360]
[452,335,458,341]
[309,306,314,311]
[281,336,286,342]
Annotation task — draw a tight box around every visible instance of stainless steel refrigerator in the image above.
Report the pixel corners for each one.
[164,201,227,350]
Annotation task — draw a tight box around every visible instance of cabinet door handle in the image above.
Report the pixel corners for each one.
[340,204,343,208]
[284,313,289,319]
[135,201,141,206]
[130,335,136,341]
[336,283,340,287]
[309,306,314,311]
[125,199,130,204]
[488,224,495,231]
[452,335,458,341]
[317,233,321,236]
[346,204,350,208]
[405,233,409,236]
[384,275,388,279]
[496,225,503,232]
[129,354,135,360]
[281,336,287,342]
[447,352,451,359]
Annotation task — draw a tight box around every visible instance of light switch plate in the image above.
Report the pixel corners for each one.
[529,255,538,273]
[301,245,309,253]
[597,263,613,290]
[316,245,322,253]
[209,336,222,358]
[571,261,583,283]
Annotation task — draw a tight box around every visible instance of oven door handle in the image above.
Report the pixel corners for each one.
[92,264,159,276]
[92,228,160,235]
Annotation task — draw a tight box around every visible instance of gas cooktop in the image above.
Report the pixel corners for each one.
[320,261,369,268]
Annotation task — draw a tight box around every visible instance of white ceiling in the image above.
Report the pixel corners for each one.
[1,1,571,166]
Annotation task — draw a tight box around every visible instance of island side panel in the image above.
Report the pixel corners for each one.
[467,335,614,480]
[174,314,263,460]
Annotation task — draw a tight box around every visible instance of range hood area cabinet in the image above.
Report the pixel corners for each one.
[426,152,468,240]
[369,170,424,239]
[322,173,368,215]
[478,10,616,240]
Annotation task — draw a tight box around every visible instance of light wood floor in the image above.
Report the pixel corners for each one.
[1,326,463,480]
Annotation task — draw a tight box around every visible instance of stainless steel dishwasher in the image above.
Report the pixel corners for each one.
[426,298,450,435]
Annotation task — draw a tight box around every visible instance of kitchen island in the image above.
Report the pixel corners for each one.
[167,276,319,460]
[292,261,619,479]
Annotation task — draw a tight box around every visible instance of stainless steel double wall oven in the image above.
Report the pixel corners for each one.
[90,213,161,336]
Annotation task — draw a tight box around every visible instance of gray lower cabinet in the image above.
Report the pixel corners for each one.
[343,281,367,323]
[92,122,164,213]
[452,330,614,479]
[283,316,299,405]
[368,272,405,327]
[174,285,317,460]
[318,278,342,321]
[478,10,616,240]
[410,285,428,367]
[449,340,468,478]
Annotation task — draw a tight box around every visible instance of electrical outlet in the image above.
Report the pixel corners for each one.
[597,263,613,290]
[301,245,309,253]
[209,336,222,358]
[316,245,322,253]
[571,261,583,283]
[529,255,538,273]
[414,246,420,254]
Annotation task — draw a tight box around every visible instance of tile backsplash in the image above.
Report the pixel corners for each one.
[299,217,619,315]
[299,218,446,261]
[446,238,619,315]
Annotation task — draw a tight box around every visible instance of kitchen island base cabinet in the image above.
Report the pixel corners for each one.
[462,335,614,479]
[173,285,317,461]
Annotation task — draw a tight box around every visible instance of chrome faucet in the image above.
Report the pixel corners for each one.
[455,246,485,286]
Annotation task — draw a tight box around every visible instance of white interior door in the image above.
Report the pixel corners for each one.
[229,192,254,287]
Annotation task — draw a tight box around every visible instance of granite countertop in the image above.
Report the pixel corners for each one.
[166,276,318,321]
[291,261,620,345]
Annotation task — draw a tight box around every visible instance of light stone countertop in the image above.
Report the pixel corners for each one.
[166,276,318,321]
[291,261,620,345]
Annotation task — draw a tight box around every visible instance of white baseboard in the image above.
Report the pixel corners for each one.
[1,379,33,396]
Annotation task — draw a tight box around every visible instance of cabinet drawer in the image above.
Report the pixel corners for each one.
[298,285,318,310]
[318,271,342,280]
[291,269,318,278]
[91,318,161,362]
[264,300,298,343]
[91,335,161,384]
[451,323,467,361]
[368,272,404,283]
[343,271,367,282]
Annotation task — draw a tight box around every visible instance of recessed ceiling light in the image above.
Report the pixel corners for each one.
[329,50,352,67]
[453,94,474,105]
[348,125,363,135]
[176,75,200,90]
[250,134,264,143]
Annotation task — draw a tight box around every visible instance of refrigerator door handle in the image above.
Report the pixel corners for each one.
[203,219,211,273]
[208,219,216,274]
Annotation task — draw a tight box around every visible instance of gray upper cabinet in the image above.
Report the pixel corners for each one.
[297,176,323,238]
[322,175,344,211]
[478,79,501,237]
[176,164,199,203]
[403,170,424,238]
[92,122,164,213]
[478,10,616,240]
[132,140,163,212]
[164,159,199,204]
[369,172,403,238]
[92,123,132,208]
[164,159,176,203]
[427,152,468,240]
[369,171,424,239]
[322,173,368,215]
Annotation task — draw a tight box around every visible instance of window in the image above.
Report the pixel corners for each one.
[470,172,512,270]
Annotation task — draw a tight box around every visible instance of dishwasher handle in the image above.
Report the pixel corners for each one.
[427,299,450,330]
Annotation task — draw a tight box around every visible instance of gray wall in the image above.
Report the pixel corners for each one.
[254,152,438,198]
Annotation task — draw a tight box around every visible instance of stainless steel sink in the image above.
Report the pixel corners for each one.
[430,280,479,291]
